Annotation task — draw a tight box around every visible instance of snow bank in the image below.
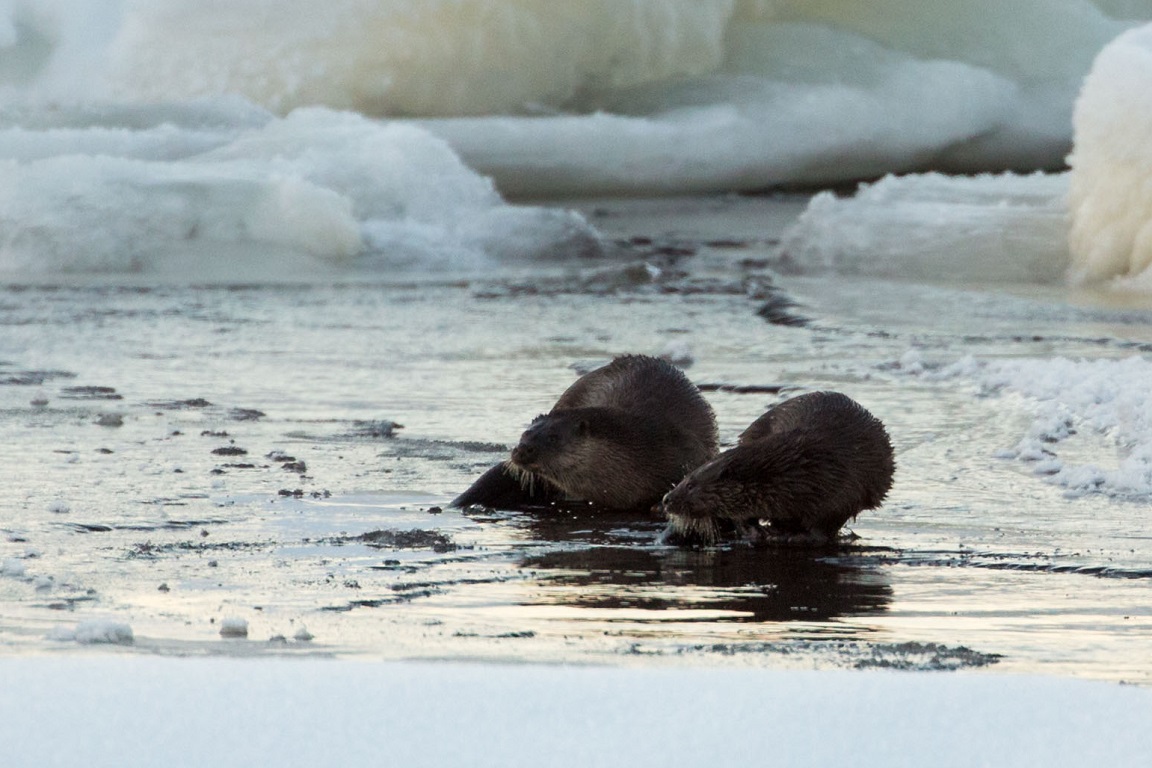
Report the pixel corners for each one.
[900,351,1152,498]
[0,107,599,278]
[778,172,1070,284]
[424,28,1015,196]
[1068,23,1152,287]
[1,658,1149,767]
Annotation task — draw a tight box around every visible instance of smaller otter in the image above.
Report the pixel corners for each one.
[661,391,894,545]
[451,354,718,512]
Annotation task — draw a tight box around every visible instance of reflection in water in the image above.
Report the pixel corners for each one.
[510,510,892,624]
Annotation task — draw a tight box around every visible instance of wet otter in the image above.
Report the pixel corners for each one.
[661,391,894,545]
[451,354,718,511]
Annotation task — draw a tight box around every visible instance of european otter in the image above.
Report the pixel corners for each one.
[661,391,894,545]
[451,354,718,511]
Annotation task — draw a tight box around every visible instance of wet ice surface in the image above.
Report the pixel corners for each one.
[1,195,1151,683]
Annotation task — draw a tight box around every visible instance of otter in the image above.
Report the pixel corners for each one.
[451,354,718,511]
[661,391,894,545]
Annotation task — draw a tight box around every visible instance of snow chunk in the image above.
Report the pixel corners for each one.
[1,558,26,577]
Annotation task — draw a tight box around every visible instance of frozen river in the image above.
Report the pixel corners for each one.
[2,195,1149,684]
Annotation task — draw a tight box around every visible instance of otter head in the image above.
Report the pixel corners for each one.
[508,411,594,488]
[660,453,750,544]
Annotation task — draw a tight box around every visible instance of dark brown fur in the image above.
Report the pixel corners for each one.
[452,355,718,511]
[661,391,894,545]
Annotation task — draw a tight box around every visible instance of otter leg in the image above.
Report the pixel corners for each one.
[735,518,768,544]
[450,463,564,510]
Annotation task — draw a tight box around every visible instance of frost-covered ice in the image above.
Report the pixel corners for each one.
[1,658,1149,767]
[1068,23,1152,287]
[778,172,1070,284]
[899,351,1152,498]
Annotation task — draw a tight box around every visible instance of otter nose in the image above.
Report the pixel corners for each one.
[511,443,536,466]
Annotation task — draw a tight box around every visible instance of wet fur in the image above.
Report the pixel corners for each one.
[452,355,718,511]
[662,391,894,545]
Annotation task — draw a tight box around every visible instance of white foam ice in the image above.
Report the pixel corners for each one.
[899,350,1152,498]
[1068,23,1152,287]
[777,172,1070,284]
[49,620,135,645]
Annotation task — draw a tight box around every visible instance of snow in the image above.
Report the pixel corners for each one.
[1068,23,1152,287]
[0,658,1147,767]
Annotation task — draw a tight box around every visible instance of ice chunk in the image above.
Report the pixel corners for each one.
[219,617,249,638]
[779,172,1069,284]
[1068,23,1152,286]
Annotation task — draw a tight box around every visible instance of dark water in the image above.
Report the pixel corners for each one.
[1,195,1150,683]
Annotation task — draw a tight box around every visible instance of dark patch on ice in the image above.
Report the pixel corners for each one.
[42,594,99,611]
[66,519,231,535]
[147,398,213,409]
[211,446,248,456]
[357,529,457,553]
[696,383,789,394]
[842,548,1152,581]
[61,385,122,400]
[0,369,75,386]
[323,575,521,612]
[348,420,402,438]
[757,293,811,327]
[473,260,782,301]
[95,413,124,427]
[671,639,999,671]
[125,539,273,559]
[201,430,229,437]
[228,408,265,421]
[853,642,1001,671]
[704,239,751,249]
[454,630,537,639]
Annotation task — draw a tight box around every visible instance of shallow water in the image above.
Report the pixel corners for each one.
[1,194,1150,683]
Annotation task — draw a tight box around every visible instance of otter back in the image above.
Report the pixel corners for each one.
[661,391,894,545]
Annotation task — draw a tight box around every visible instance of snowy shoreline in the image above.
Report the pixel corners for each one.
[3,656,1150,767]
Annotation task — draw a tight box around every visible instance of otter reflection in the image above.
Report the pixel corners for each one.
[519,544,892,624]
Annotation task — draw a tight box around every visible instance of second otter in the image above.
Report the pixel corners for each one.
[661,391,894,545]
[451,354,718,511]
